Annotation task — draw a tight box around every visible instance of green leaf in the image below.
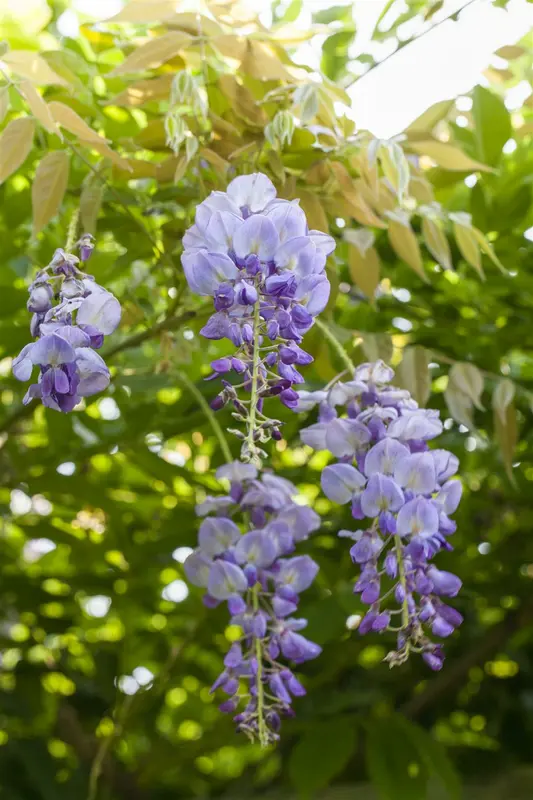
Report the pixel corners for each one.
[289,717,357,798]
[366,715,460,800]
[472,85,512,167]
[366,716,427,800]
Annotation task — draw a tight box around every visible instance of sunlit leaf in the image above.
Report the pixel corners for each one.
[106,1,179,23]
[19,80,62,137]
[472,85,512,167]
[110,32,193,76]
[379,141,410,203]
[452,217,484,278]
[32,150,70,236]
[421,216,452,270]
[398,346,431,406]
[405,99,454,133]
[407,140,493,172]
[48,101,110,145]
[348,241,381,301]
[3,50,68,85]
[387,214,427,281]
[0,116,35,184]
[0,85,9,124]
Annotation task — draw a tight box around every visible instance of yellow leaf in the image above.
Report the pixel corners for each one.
[174,155,188,183]
[48,101,109,145]
[167,13,223,37]
[494,401,517,485]
[218,75,266,127]
[80,180,103,235]
[200,148,229,174]
[421,216,452,270]
[110,32,193,76]
[85,140,133,171]
[240,41,293,81]
[493,378,515,425]
[472,227,506,274]
[3,51,67,86]
[453,221,484,278]
[408,176,434,204]
[405,99,455,134]
[348,243,381,301]
[398,346,431,406]
[32,151,70,236]
[298,191,328,233]
[0,117,35,184]
[407,140,494,172]
[342,190,387,228]
[113,159,157,179]
[495,45,525,60]
[449,362,484,410]
[212,34,248,63]
[107,1,179,23]
[0,86,9,125]
[19,81,61,137]
[109,75,173,107]
[387,217,427,281]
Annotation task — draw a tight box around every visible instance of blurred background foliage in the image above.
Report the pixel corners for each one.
[0,0,533,797]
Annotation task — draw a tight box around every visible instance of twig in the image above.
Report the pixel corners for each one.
[314,317,356,373]
[176,370,233,464]
[402,595,533,719]
[356,0,480,84]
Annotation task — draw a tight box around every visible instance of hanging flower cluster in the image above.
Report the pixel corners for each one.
[12,235,121,412]
[298,360,463,670]
[184,461,321,744]
[181,172,335,461]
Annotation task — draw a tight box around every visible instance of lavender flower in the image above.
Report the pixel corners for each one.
[184,461,321,744]
[12,239,120,412]
[181,173,335,460]
[298,361,463,670]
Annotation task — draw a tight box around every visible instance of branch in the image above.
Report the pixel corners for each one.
[401,596,533,719]
[355,0,480,85]
[0,310,198,435]
[57,704,147,800]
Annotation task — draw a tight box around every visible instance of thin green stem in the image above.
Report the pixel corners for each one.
[314,317,355,373]
[87,693,135,800]
[394,534,410,632]
[244,295,263,466]
[252,584,267,747]
[177,371,232,464]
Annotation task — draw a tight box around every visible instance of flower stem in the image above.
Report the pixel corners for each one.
[177,371,232,464]
[244,295,263,466]
[314,317,355,373]
[252,583,268,747]
[394,534,410,632]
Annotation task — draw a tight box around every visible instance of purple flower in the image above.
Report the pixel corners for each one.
[300,359,463,670]
[184,464,321,744]
[12,237,120,412]
[180,173,335,448]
